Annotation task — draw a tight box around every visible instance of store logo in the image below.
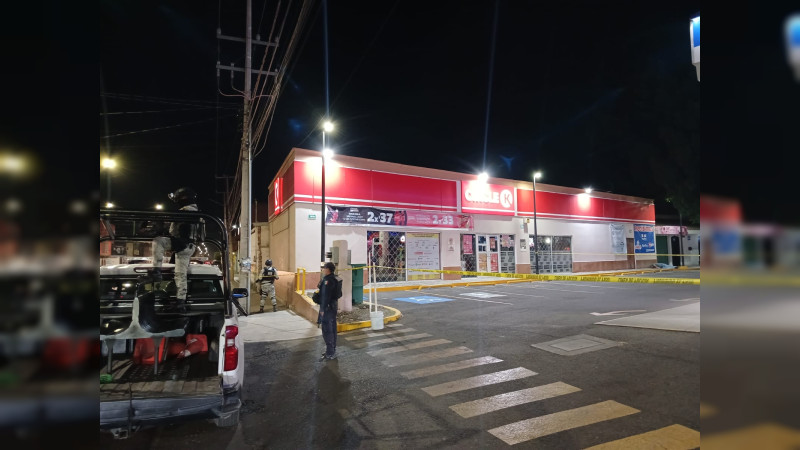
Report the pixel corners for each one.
[500,190,513,208]
[464,184,514,209]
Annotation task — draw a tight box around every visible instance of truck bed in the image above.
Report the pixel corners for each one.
[100,352,220,401]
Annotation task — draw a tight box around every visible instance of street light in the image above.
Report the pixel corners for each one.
[105,202,114,208]
[101,157,116,204]
[532,171,542,275]
[155,204,163,210]
[478,172,489,183]
[584,187,592,194]
[321,147,334,265]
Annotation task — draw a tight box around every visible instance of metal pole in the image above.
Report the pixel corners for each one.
[532,176,540,275]
[320,135,326,266]
[239,0,253,312]
[679,212,685,266]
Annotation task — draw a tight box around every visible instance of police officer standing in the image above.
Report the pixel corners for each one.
[318,262,338,360]
[259,259,279,313]
[151,187,199,312]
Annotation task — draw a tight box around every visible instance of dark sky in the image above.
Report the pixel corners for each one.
[99,1,702,223]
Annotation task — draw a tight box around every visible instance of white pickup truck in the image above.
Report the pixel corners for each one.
[99,209,247,439]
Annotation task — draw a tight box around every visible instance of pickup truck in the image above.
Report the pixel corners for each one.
[99,209,247,439]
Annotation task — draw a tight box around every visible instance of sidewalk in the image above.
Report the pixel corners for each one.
[238,310,321,343]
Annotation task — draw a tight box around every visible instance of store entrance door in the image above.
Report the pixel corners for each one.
[476,234,500,273]
[460,234,477,277]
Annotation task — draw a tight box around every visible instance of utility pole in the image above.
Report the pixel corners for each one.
[217,0,278,313]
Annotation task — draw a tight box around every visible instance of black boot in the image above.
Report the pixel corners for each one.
[273,305,277,312]
[259,306,264,313]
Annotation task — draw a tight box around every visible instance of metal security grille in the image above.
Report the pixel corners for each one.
[500,234,515,273]
[368,230,406,282]
[530,235,573,273]
[461,234,477,277]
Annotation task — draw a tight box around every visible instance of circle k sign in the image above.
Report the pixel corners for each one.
[462,181,516,215]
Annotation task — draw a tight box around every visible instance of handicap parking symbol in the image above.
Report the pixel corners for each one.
[392,296,453,304]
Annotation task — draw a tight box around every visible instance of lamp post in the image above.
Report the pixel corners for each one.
[320,120,334,265]
[532,171,542,274]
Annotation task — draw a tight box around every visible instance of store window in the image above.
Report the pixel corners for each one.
[529,235,573,273]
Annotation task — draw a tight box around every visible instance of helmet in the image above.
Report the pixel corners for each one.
[265,259,272,266]
[168,187,197,206]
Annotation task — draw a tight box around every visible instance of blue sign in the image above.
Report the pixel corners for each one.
[391,296,453,304]
[692,17,700,47]
[633,224,655,254]
[788,15,800,46]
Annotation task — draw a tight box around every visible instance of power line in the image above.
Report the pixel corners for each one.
[100,106,228,115]
[100,115,234,139]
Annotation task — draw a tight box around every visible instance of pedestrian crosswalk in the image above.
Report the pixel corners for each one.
[345,323,698,448]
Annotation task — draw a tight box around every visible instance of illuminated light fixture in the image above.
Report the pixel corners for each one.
[584,187,592,194]
[478,172,489,183]
[105,202,114,208]
[155,204,163,210]
[101,158,116,169]
[322,121,334,132]
[322,148,334,160]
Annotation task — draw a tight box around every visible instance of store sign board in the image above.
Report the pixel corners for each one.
[656,225,688,236]
[634,224,656,254]
[326,205,472,228]
[461,181,516,215]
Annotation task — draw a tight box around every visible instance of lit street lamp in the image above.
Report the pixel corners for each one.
[105,202,114,208]
[478,171,489,183]
[155,204,163,210]
[584,187,592,194]
[320,119,334,266]
[101,157,116,204]
[532,171,542,275]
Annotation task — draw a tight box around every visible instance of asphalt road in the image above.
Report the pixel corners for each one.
[101,279,700,449]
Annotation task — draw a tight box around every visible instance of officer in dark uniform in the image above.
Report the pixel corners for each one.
[318,262,338,360]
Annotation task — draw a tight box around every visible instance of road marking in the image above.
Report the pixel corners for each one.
[426,292,514,305]
[584,424,700,449]
[670,297,700,302]
[449,382,581,418]
[547,282,632,290]
[421,367,537,397]
[590,310,647,316]
[345,328,418,341]
[362,333,433,346]
[451,287,545,298]
[367,339,452,356]
[699,402,717,418]
[529,286,599,294]
[461,292,507,298]
[383,346,474,367]
[487,400,640,445]
[401,356,503,379]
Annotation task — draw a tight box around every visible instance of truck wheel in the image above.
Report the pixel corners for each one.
[214,409,239,427]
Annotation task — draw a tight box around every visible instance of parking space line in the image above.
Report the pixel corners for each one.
[487,400,640,445]
[367,339,452,356]
[547,282,632,290]
[421,367,537,397]
[344,328,418,341]
[584,424,700,449]
[425,292,515,305]
[383,346,474,367]
[449,382,581,418]
[401,356,504,379]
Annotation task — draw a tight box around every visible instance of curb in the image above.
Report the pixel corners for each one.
[297,292,403,332]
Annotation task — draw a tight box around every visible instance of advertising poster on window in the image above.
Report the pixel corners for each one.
[610,224,626,254]
[462,235,474,255]
[490,253,499,272]
[633,224,656,254]
[490,236,497,252]
[406,233,440,280]
[326,206,472,229]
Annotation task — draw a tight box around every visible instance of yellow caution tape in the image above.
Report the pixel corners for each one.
[366,266,700,285]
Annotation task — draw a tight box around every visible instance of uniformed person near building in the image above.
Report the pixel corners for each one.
[259,259,279,313]
[318,262,338,360]
[151,187,199,312]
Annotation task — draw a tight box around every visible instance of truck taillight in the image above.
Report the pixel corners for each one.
[224,346,239,371]
[224,325,239,371]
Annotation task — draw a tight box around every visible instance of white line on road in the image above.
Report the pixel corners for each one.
[449,382,581,418]
[367,339,452,356]
[421,367,537,397]
[425,292,515,305]
[400,356,504,379]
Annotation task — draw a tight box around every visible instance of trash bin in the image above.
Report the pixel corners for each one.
[351,264,365,305]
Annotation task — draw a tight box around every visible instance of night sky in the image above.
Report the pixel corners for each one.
[98,1,705,224]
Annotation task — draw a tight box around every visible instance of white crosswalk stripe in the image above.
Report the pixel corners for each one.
[359,333,432,346]
[449,382,581,418]
[487,400,640,445]
[367,339,452,356]
[400,356,504,379]
[583,424,700,449]
[422,367,537,397]
[344,327,417,341]
[382,346,474,367]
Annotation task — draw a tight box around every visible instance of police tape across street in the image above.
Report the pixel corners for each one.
[357,266,701,286]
